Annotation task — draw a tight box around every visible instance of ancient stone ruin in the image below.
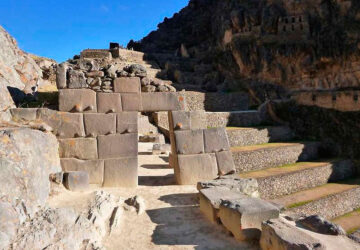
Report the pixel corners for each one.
[2,0,360,249]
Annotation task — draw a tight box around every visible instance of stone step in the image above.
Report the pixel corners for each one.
[239,159,355,199]
[206,110,261,127]
[226,126,294,147]
[333,209,360,234]
[231,142,321,173]
[272,178,360,219]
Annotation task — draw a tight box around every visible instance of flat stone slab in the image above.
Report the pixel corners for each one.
[197,176,259,198]
[219,197,279,241]
[84,113,116,137]
[98,133,138,159]
[97,93,122,113]
[103,157,138,187]
[204,128,230,153]
[174,129,204,155]
[117,112,138,134]
[63,171,89,192]
[141,93,185,111]
[175,153,218,185]
[114,77,141,93]
[121,93,142,111]
[216,151,236,176]
[61,158,104,184]
[260,217,359,250]
[59,89,97,113]
[37,109,85,138]
[58,138,98,160]
[199,187,247,223]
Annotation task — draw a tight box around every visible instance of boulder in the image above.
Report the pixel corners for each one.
[0,128,61,216]
[0,26,42,117]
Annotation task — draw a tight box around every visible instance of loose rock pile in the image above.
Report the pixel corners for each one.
[59,58,175,93]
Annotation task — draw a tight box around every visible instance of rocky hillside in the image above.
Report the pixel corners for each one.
[0,26,44,120]
[133,0,360,95]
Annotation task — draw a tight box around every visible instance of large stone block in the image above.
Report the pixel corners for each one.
[216,151,235,176]
[97,93,122,113]
[98,133,138,159]
[199,187,246,224]
[121,93,142,111]
[219,198,279,241]
[63,171,89,192]
[84,113,116,137]
[141,93,185,111]
[103,157,138,187]
[61,158,104,184]
[114,77,141,93]
[10,108,37,121]
[190,110,207,130]
[58,138,98,160]
[204,128,230,153]
[174,129,204,155]
[37,109,85,138]
[56,63,67,89]
[117,112,138,134]
[67,69,87,89]
[170,111,190,131]
[59,89,97,113]
[175,154,218,185]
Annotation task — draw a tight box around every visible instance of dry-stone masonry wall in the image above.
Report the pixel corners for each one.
[12,73,185,187]
[168,110,236,185]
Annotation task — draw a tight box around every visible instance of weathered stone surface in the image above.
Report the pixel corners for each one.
[297,215,346,236]
[152,143,171,155]
[174,129,204,155]
[215,151,236,176]
[260,217,359,250]
[170,111,191,130]
[85,70,104,78]
[97,93,122,113]
[121,93,142,111]
[117,112,138,134]
[0,26,42,115]
[204,128,230,153]
[98,134,138,159]
[58,138,98,160]
[114,77,141,93]
[0,128,61,216]
[141,93,185,111]
[0,201,20,249]
[219,198,279,241]
[176,154,218,185]
[10,108,37,121]
[63,171,89,192]
[37,109,85,138]
[61,159,104,184]
[125,196,145,215]
[56,63,67,89]
[12,191,123,249]
[84,113,116,137]
[197,177,259,198]
[199,187,247,223]
[190,110,207,129]
[103,157,138,187]
[59,89,97,113]
[67,68,87,89]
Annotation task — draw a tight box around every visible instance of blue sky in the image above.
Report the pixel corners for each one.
[0,0,188,62]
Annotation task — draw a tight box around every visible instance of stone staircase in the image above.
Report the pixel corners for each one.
[224,119,360,235]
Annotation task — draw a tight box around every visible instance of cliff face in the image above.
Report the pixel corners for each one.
[135,0,360,94]
[0,26,43,118]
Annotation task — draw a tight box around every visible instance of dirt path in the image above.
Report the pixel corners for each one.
[49,145,257,250]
